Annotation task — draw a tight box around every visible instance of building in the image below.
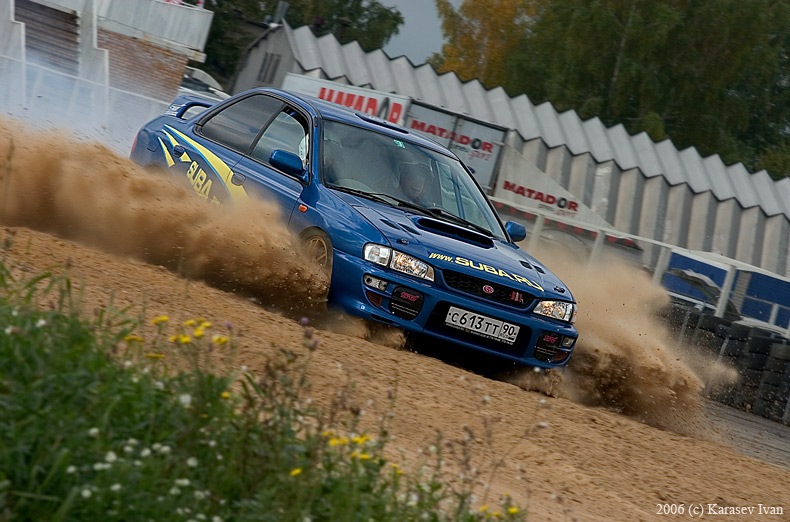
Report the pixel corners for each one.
[231,21,790,279]
[0,0,213,149]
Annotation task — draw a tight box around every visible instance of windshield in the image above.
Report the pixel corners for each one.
[321,120,506,240]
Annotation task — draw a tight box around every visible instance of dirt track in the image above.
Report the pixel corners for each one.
[2,118,790,520]
[3,226,789,521]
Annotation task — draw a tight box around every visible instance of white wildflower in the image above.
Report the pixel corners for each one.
[110,483,121,492]
[81,488,92,499]
[66,465,77,474]
[105,451,118,463]
[175,478,190,487]
[140,448,152,458]
[169,487,181,496]
[187,457,198,468]
[88,427,100,437]
[179,394,192,407]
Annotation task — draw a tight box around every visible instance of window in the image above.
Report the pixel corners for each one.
[199,95,282,153]
[251,109,309,165]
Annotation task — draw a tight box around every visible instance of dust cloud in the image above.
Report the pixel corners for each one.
[508,243,737,435]
[0,116,729,431]
[0,116,328,315]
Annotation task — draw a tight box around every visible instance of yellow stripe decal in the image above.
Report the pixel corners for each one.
[158,137,175,167]
[165,126,249,203]
[162,131,191,163]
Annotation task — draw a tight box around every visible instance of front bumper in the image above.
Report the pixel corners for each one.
[329,249,577,368]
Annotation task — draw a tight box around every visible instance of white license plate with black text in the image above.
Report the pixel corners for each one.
[445,306,520,344]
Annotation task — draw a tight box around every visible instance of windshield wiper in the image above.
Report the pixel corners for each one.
[329,186,396,207]
[420,207,495,237]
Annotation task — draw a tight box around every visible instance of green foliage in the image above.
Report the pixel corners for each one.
[435,0,790,178]
[201,0,403,85]
[271,0,404,51]
[0,261,525,522]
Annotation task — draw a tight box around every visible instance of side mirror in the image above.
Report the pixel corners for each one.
[505,221,526,242]
[270,150,308,181]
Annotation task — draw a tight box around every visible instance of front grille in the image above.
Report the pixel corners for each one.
[442,270,533,308]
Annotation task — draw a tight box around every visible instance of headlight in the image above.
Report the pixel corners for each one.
[533,300,576,322]
[363,244,434,281]
[364,244,391,266]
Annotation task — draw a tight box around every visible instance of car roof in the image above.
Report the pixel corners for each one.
[252,87,451,155]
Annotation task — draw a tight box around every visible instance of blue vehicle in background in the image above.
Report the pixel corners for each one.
[130,88,578,368]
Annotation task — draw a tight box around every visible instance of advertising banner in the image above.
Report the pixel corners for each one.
[405,102,506,190]
[282,73,411,126]
[493,146,610,226]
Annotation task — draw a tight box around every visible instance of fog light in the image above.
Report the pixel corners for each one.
[560,336,575,348]
[364,275,388,291]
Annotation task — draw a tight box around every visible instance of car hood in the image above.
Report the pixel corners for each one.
[351,202,573,302]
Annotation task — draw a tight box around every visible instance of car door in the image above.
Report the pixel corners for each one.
[187,93,284,206]
[230,103,311,225]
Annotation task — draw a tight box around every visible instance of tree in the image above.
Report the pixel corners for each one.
[432,0,790,178]
[272,0,404,52]
[200,0,403,86]
[428,0,535,88]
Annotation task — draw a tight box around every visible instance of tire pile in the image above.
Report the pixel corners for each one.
[663,304,790,425]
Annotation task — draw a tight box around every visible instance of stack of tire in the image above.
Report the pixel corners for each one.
[719,325,790,424]
[661,304,790,424]
[710,323,748,406]
[754,341,790,422]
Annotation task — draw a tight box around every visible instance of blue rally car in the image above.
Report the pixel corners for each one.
[130,88,578,368]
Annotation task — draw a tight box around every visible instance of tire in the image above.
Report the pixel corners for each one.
[764,356,790,373]
[300,229,333,275]
[769,343,790,361]
[760,370,786,387]
[747,335,774,355]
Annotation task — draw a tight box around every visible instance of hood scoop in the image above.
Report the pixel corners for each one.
[416,217,494,248]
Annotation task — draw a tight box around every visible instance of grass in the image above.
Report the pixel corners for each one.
[0,258,527,522]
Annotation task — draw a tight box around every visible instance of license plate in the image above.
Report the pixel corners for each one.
[445,306,520,345]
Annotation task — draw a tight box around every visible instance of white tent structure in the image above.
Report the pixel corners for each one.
[231,22,790,277]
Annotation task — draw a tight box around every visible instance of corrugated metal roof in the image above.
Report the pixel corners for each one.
[282,22,788,218]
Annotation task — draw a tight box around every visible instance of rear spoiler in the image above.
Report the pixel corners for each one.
[163,95,219,119]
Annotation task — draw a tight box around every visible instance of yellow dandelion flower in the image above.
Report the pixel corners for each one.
[350,450,359,459]
[479,505,489,512]
[396,469,403,475]
[197,317,206,323]
[508,507,518,515]
[339,437,349,445]
[221,391,231,399]
[183,319,196,327]
[193,327,205,339]
[178,334,191,344]
[200,321,212,329]
[328,437,341,447]
[212,335,229,345]
[151,315,169,325]
[321,430,333,437]
[358,453,371,460]
[492,512,502,519]
[169,334,179,343]
[352,435,371,445]
[145,353,165,359]
[391,463,399,469]
[290,468,302,476]
[124,334,143,342]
